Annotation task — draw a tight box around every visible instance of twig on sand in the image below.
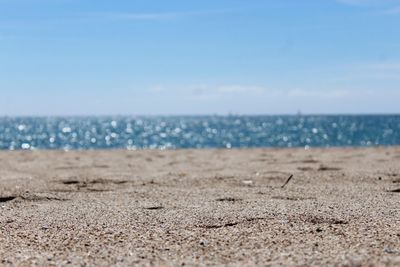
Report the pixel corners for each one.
[281,174,294,188]
[388,188,400,193]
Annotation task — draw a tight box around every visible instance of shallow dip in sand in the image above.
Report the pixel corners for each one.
[1,147,400,266]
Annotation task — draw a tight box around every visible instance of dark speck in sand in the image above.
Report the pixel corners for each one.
[216,197,241,202]
[0,196,16,203]
[62,180,80,185]
[89,179,128,185]
[301,159,319,164]
[388,188,400,193]
[272,196,316,201]
[318,165,342,171]
[298,166,314,171]
[295,214,348,225]
[144,206,164,210]
[384,248,400,254]
[201,222,239,229]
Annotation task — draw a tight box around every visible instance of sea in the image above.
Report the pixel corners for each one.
[0,115,399,150]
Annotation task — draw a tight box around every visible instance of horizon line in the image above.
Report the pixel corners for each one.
[1,112,400,118]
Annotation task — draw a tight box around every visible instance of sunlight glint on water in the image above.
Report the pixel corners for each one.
[0,115,399,150]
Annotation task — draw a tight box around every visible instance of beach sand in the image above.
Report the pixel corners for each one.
[0,147,400,266]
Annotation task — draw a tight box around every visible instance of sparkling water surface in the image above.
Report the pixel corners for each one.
[0,115,399,150]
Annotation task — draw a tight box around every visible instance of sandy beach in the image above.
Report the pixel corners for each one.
[0,147,399,266]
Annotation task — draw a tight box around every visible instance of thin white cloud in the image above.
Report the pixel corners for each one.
[337,0,400,14]
[282,89,351,98]
[148,84,266,97]
[336,0,374,5]
[146,84,267,102]
[361,62,400,71]
[147,84,385,101]
[216,85,265,94]
[338,61,400,81]
[270,88,400,101]
[189,85,266,101]
[80,12,179,21]
[78,9,232,22]
[337,0,399,6]
[0,32,22,40]
[382,6,400,13]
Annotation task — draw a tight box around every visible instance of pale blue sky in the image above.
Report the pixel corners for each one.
[1,0,400,115]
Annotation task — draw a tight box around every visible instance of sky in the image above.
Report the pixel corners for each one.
[0,0,400,116]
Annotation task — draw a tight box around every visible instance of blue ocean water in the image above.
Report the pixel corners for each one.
[0,115,399,150]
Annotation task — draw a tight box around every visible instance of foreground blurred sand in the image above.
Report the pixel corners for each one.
[1,147,400,266]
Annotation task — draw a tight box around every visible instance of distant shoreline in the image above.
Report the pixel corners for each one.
[1,145,400,152]
[1,113,400,118]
